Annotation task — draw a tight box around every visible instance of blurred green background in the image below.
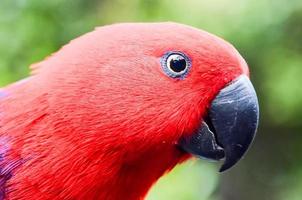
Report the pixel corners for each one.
[1,0,302,199]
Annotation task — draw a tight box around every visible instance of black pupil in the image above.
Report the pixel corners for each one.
[169,56,187,73]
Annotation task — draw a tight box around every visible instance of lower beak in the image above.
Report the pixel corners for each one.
[180,75,259,172]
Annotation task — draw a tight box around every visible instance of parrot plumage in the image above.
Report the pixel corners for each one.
[0,23,259,200]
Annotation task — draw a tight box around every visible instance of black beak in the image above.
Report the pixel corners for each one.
[180,75,259,172]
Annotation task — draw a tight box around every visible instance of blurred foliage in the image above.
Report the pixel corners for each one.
[147,161,218,200]
[1,0,302,199]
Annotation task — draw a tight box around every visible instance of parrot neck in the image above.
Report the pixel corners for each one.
[1,79,191,199]
[102,147,189,200]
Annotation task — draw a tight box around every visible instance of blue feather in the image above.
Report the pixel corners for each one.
[0,90,8,99]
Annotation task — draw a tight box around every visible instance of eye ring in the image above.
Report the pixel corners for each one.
[161,51,191,79]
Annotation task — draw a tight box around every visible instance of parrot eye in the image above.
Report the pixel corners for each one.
[161,51,191,79]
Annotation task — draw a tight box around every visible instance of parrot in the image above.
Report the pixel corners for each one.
[0,22,259,200]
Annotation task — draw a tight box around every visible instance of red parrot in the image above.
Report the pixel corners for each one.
[0,23,259,200]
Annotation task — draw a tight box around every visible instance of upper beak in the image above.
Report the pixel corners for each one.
[180,75,259,172]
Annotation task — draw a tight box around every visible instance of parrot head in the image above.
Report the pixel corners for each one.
[4,22,259,199]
